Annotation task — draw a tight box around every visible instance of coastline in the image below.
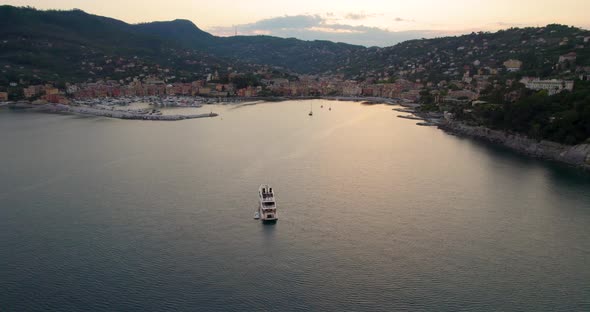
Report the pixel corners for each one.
[4,96,590,169]
[438,121,590,170]
[236,95,403,105]
[248,96,590,170]
[391,103,590,170]
[0,95,402,121]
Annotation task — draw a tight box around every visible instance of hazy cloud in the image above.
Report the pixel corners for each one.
[495,21,527,27]
[394,17,415,22]
[344,12,377,20]
[208,14,443,47]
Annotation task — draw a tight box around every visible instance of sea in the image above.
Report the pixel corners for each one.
[1,100,589,311]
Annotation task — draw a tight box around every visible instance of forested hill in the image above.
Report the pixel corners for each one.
[347,24,590,80]
[1,5,589,83]
[0,5,364,83]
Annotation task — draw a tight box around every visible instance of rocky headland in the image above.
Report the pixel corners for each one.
[439,121,590,170]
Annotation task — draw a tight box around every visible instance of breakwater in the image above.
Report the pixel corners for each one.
[37,104,218,121]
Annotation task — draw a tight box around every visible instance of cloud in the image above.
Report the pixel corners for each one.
[207,15,442,47]
[249,14,322,30]
[494,21,528,27]
[394,17,415,22]
[344,12,377,20]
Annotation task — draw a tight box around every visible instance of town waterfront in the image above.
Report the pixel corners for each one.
[1,100,589,311]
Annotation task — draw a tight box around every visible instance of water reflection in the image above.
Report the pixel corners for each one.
[1,101,589,311]
[453,134,590,187]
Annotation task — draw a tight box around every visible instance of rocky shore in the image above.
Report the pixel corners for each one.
[439,121,590,169]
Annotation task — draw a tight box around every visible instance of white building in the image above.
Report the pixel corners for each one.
[520,78,574,95]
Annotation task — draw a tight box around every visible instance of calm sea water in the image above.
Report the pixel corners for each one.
[1,100,589,311]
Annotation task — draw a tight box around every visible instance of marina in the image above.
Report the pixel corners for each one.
[36,103,218,120]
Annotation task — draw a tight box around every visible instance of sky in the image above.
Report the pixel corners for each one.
[4,0,590,46]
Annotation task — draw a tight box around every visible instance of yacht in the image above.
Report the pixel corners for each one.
[258,184,278,222]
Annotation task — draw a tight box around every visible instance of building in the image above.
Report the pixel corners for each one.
[0,92,8,101]
[559,52,577,63]
[24,85,44,98]
[361,88,374,96]
[66,85,79,95]
[520,78,574,95]
[45,87,59,95]
[237,86,257,97]
[198,87,211,95]
[447,90,478,101]
[503,59,523,72]
[43,93,68,104]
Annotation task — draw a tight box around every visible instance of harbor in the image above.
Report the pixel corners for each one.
[36,103,218,120]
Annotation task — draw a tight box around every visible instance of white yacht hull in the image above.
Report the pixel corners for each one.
[258,184,278,222]
[258,206,278,222]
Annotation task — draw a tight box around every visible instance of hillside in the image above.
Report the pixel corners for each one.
[0,6,249,85]
[135,19,365,73]
[350,24,590,81]
[0,5,365,85]
[1,6,589,85]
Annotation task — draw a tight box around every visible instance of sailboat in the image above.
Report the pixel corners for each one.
[329,103,332,111]
[309,103,313,116]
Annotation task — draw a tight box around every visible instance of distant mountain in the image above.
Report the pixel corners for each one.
[0,6,231,84]
[210,36,364,74]
[0,5,368,83]
[133,17,365,73]
[1,5,589,85]
[134,19,214,46]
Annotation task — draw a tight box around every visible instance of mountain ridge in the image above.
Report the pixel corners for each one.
[1,5,589,84]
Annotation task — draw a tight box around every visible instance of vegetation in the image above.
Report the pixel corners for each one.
[450,81,590,145]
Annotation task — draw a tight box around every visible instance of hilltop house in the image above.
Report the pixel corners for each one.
[559,52,577,63]
[503,59,523,72]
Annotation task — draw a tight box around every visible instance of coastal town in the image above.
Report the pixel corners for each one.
[0,13,589,148]
[0,49,586,106]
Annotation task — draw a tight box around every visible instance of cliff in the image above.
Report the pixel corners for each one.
[439,121,590,170]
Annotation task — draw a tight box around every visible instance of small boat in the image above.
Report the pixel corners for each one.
[254,211,260,220]
[258,184,278,222]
